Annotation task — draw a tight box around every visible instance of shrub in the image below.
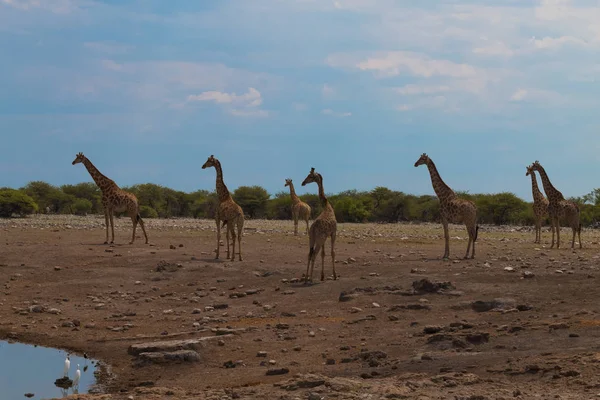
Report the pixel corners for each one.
[139,205,159,218]
[0,189,39,217]
[72,199,93,216]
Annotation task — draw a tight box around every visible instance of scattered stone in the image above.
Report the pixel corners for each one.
[266,368,289,376]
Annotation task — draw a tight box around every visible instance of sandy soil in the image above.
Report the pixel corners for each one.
[1,215,600,400]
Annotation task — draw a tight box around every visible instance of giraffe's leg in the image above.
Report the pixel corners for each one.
[310,242,322,283]
[137,214,149,244]
[229,223,236,262]
[293,212,298,236]
[470,226,476,259]
[305,218,309,236]
[555,217,560,249]
[130,214,137,245]
[464,225,472,259]
[109,211,115,244]
[571,225,576,249]
[305,229,316,284]
[578,222,582,249]
[215,217,221,259]
[103,210,109,244]
[225,223,231,260]
[535,217,539,243]
[237,218,243,261]
[330,232,337,280]
[320,238,327,281]
[550,217,556,248]
[442,220,450,259]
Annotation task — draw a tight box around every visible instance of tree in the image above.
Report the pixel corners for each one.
[0,189,38,217]
[233,186,270,218]
[21,181,73,213]
[61,183,102,213]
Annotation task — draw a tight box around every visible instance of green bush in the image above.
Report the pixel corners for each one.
[72,199,93,216]
[139,205,159,218]
[0,189,39,217]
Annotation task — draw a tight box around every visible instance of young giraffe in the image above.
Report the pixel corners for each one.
[202,155,244,261]
[525,164,550,244]
[71,152,148,245]
[414,153,479,259]
[530,161,581,249]
[284,178,312,236]
[301,168,337,283]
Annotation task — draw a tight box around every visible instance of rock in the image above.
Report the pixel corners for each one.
[266,368,289,376]
[28,305,44,313]
[471,298,516,312]
[423,325,443,334]
[339,291,359,302]
[257,351,267,357]
[138,350,200,363]
[128,335,230,356]
[412,279,455,294]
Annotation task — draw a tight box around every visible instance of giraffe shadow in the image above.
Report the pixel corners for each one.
[195,258,227,264]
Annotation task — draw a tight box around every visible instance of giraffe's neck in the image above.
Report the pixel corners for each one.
[214,160,232,202]
[535,166,564,202]
[82,158,118,192]
[288,183,300,204]
[425,160,456,202]
[529,171,545,202]
[315,174,329,207]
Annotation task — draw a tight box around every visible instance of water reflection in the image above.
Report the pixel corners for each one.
[0,341,97,399]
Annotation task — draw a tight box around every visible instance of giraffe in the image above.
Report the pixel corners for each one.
[414,153,479,259]
[530,160,581,249]
[284,178,312,236]
[71,152,148,245]
[525,164,550,244]
[202,155,244,261]
[301,167,337,283]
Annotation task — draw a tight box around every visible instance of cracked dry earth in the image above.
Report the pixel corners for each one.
[1,215,600,400]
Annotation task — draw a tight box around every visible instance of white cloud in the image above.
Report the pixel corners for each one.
[322,83,335,98]
[321,108,351,117]
[101,59,123,71]
[396,84,451,95]
[473,41,515,57]
[84,42,132,55]
[1,0,80,14]
[188,87,268,117]
[530,35,588,49]
[510,88,563,103]
[396,96,448,112]
[292,102,307,111]
[327,51,479,79]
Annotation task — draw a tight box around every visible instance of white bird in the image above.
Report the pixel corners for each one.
[73,364,81,388]
[63,356,70,377]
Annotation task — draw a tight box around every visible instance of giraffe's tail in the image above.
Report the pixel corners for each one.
[136,214,142,223]
[474,225,479,242]
[579,222,582,233]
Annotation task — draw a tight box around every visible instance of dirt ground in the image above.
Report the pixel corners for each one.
[1,215,600,400]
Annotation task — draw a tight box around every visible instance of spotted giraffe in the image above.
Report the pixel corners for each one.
[285,178,311,236]
[525,164,550,244]
[414,153,478,259]
[202,155,244,261]
[530,161,581,249]
[301,168,337,283]
[72,152,148,245]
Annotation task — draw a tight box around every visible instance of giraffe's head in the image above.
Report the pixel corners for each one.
[414,153,430,167]
[301,168,319,186]
[202,155,217,169]
[525,164,534,176]
[284,178,293,187]
[530,160,542,173]
[72,152,85,165]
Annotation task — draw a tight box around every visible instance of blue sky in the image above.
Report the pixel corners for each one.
[1,0,600,200]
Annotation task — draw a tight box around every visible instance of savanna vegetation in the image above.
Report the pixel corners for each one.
[2,181,600,226]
